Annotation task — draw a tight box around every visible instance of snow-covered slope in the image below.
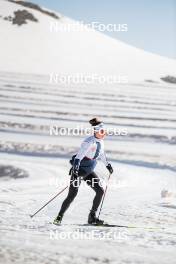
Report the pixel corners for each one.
[0,71,176,264]
[0,0,175,82]
[0,1,176,264]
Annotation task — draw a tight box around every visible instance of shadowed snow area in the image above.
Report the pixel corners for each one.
[0,72,176,264]
[0,164,28,179]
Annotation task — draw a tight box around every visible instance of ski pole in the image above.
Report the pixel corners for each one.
[29,185,69,218]
[30,174,79,218]
[98,172,112,219]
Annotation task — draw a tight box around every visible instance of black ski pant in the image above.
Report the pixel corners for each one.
[58,172,104,216]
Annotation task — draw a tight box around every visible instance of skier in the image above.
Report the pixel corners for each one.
[53,118,113,225]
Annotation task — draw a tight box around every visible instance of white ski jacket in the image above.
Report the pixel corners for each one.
[75,136,108,166]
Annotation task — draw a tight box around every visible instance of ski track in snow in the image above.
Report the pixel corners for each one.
[0,72,176,264]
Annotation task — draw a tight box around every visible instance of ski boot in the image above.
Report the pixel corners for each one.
[53,215,63,225]
[88,211,104,225]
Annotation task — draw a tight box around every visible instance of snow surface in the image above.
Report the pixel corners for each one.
[0,0,176,82]
[0,71,176,264]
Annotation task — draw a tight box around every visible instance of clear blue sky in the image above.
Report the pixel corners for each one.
[32,0,175,59]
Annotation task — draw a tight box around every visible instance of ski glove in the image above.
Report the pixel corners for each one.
[106,163,113,174]
[72,158,80,178]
